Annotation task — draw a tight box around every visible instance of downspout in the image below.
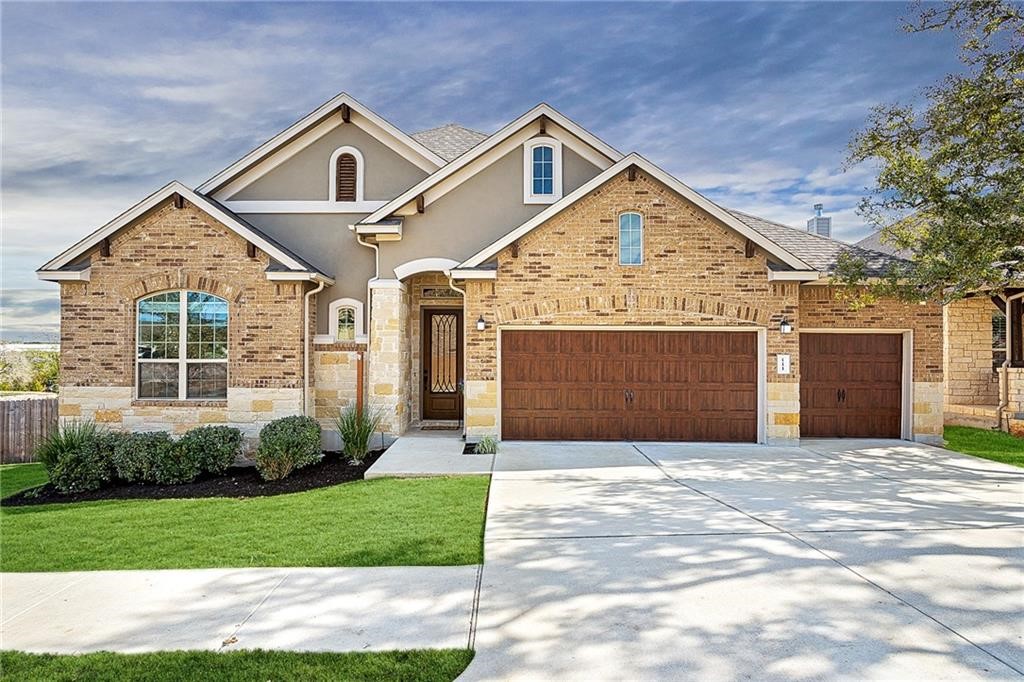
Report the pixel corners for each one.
[351,227,380,347]
[996,291,1024,430]
[303,276,327,416]
[447,271,468,438]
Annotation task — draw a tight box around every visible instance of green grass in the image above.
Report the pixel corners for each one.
[944,425,1024,468]
[1,476,489,572]
[0,462,48,498]
[0,648,474,682]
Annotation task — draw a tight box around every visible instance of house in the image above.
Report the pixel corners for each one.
[855,233,1024,435]
[38,93,945,447]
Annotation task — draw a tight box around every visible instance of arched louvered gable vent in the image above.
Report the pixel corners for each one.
[335,153,358,202]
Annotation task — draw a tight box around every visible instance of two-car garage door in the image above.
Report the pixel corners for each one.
[501,330,758,441]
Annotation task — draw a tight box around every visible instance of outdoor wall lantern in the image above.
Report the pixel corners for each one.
[779,318,793,334]
[476,315,487,331]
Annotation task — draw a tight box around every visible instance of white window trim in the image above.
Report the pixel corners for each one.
[523,137,563,204]
[325,297,367,344]
[618,212,644,266]
[329,146,365,202]
[136,291,228,401]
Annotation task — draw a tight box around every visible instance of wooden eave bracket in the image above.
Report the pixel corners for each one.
[340,103,351,123]
[745,239,756,258]
[416,194,425,214]
[627,166,637,182]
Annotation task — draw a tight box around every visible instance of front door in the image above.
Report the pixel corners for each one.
[422,309,463,420]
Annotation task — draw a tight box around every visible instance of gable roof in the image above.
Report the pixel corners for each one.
[360,103,624,225]
[37,181,332,282]
[855,230,912,260]
[457,153,815,271]
[196,92,445,195]
[728,210,908,276]
[412,124,488,161]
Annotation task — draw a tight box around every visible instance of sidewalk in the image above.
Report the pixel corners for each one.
[1,566,479,654]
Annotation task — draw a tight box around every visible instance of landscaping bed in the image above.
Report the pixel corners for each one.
[2,449,385,506]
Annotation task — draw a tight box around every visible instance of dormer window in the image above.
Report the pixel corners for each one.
[523,137,562,204]
[329,147,365,202]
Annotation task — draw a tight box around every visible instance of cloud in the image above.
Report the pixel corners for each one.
[0,289,59,342]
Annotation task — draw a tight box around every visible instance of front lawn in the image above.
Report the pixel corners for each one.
[0,462,48,498]
[1,475,489,572]
[0,648,474,682]
[944,425,1024,468]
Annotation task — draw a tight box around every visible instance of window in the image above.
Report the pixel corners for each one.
[337,306,355,341]
[993,311,1007,373]
[329,146,364,202]
[619,212,643,265]
[523,137,562,204]
[137,291,228,400]
[326,297,366,343]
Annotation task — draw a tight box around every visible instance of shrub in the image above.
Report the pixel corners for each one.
[179,426,242,475]
[255,416,322,481]
[49,440,113,494]
[473,435,499,455]
[333,406,383,464]
[113,432,200,485]
[36,420,101,473]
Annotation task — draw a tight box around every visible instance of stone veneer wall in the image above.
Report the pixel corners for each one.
[367,281,410,436]
[1004,368,1024,436]
[56,197,310,441]
[798,286,944,443]
[463,170,801,443]
[944,297,1000,406]
[312,342,365,449]
[405,272,463,424]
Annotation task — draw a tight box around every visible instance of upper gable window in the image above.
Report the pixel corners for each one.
[523,137,563,204]
[330,146,365,202]
[619,212,643,266]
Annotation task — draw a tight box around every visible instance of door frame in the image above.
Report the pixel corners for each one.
[800,328,913,440]
[421,307,464,421]
[497,325,768,443]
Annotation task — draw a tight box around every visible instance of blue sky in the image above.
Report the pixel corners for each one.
[1,1,961,341]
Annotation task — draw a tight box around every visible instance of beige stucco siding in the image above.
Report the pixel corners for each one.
[227,124,429,201]
[238,213,375,334]
[378,146,602,275]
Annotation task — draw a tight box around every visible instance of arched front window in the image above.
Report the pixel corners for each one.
[619,212,643,265]
[523,137,563,204]
[330,146,364,202]
[328,297,366,343]
[137,291,228,400]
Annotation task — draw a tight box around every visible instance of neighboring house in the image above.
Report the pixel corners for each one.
[38,92,945,447]
[857,232,1024,435]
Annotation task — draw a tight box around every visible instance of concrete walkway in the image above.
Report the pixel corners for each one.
[1,566,479,654]
[463,439,1024,681]
[365,429,493,479]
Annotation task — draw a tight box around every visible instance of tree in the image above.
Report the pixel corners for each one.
[839,0,1024,304]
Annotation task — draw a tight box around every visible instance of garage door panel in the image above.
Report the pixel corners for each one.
[801,333,902,438]
[502,330,757,442]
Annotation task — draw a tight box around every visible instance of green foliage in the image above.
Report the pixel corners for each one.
[179,426,242,475]
[944,425,1024,468]
[844,0,1024,302]
[255,416,322,481]
[0,648,476,682]
[473,435,499,455]
[333,406,383,463]
[113,432,200,485]
[36,420,101,473]
[0,350,59,393]
[0,463,48,499]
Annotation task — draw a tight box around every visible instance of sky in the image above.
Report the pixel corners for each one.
[0,1,963,341]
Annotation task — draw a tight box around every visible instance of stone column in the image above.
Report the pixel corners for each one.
[367,280,410,439]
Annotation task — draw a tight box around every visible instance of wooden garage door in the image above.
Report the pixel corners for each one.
[501,330,757,442]
[800,333,903,438]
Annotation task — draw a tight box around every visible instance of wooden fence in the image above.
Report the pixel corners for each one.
[0,394,58,463]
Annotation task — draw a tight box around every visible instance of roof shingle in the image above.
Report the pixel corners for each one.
[411,124,488,162]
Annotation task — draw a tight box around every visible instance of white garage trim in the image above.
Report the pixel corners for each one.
[800,328,914,441]
[495,325,767,444]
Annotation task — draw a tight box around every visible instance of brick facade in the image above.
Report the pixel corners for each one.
[57,198,310,439]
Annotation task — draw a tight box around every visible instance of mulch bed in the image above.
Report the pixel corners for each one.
[2,449,385,507]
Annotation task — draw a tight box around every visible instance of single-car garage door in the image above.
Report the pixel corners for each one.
[501,330,757,441]
[800,333,903,438]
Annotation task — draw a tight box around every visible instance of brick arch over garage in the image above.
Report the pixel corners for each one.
[494,293,779,327]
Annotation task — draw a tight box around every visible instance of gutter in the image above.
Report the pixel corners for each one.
[351,226,380,347]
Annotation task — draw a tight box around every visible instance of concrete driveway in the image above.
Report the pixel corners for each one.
[464,439,1024,681]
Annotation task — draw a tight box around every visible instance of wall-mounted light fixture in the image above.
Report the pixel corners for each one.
[779,318,793,334]
[476,315,487,331]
